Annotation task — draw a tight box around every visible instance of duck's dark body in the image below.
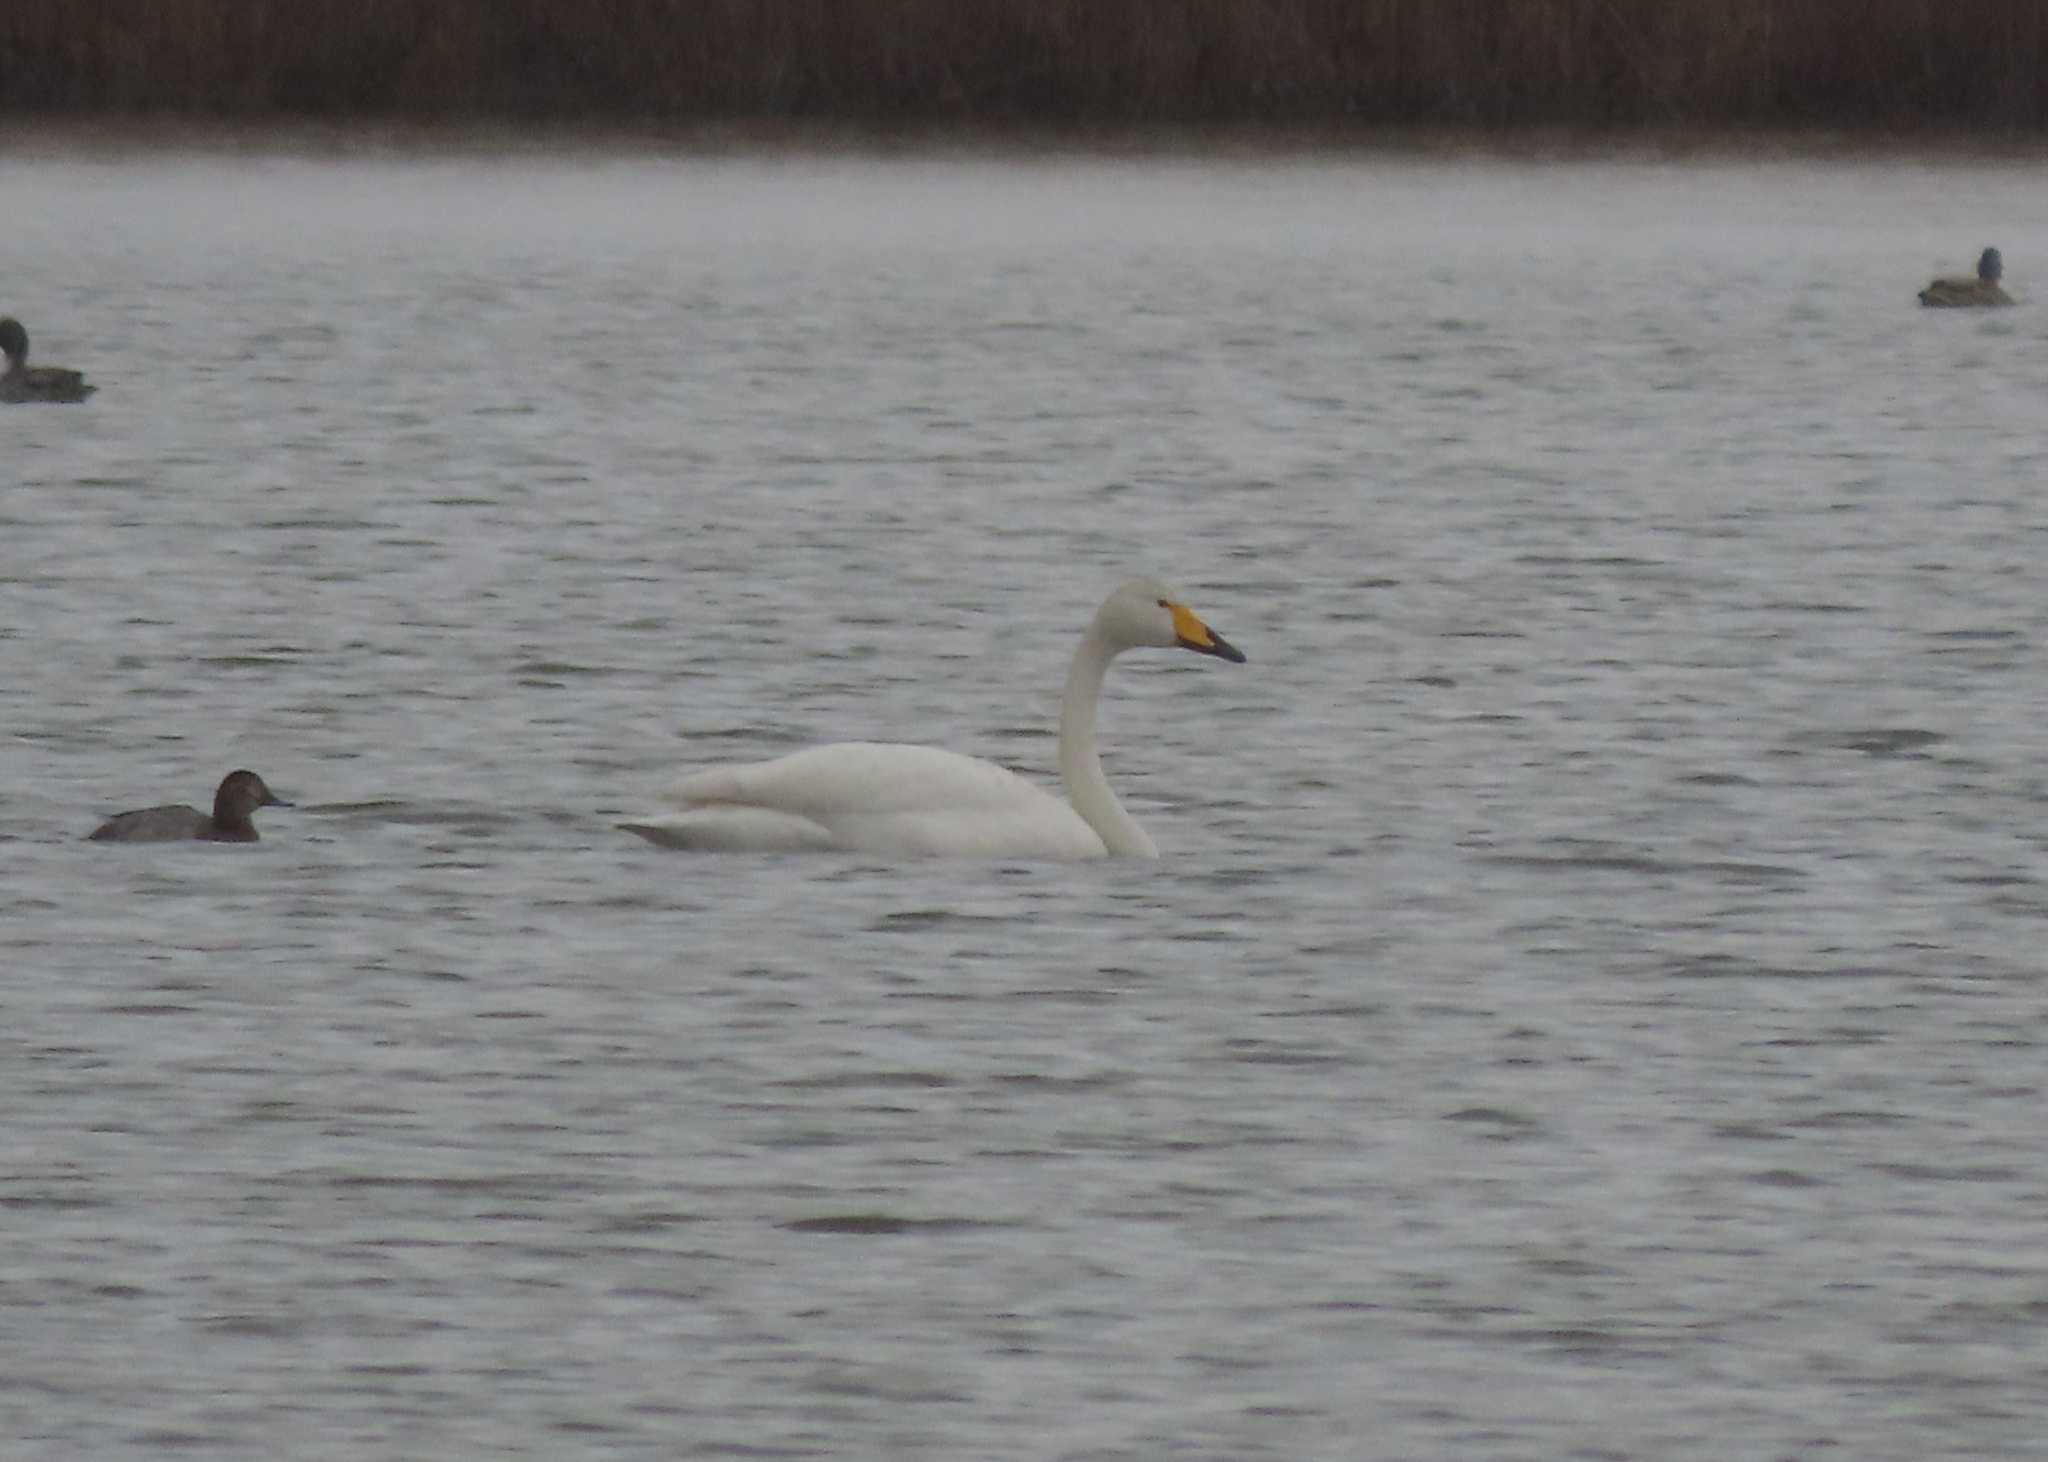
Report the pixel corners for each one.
[0,317,94,402]
[1920,247,2014,308]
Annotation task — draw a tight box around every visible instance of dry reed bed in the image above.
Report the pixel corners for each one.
[1,0,2043,126]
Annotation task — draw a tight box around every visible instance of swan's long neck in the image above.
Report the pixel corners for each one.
[1058,625,1158,857]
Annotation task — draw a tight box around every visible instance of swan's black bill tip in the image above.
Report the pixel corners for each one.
[1184,632,1246,664]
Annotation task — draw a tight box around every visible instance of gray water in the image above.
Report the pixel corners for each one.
[5,147,2048,1459]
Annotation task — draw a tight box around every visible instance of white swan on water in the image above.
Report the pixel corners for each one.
[622,579,1245,858]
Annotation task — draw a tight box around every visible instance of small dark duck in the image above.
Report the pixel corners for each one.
[1919,247,2014,308]
[87,770,291,843]
[0,317,94,402]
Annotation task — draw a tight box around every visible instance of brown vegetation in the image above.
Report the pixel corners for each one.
[1,0,2043,128]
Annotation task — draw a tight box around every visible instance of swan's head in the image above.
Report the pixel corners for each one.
[1097,579,1246,662]
[0,317,25,366]
[1979,247,2004,283]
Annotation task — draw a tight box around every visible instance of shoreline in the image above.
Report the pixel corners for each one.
[6,117,2048,162]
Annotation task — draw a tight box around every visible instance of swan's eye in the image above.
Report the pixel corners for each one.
[1156,598,1169,608]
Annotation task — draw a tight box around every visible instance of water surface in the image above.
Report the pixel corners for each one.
[5,149,2048,1459]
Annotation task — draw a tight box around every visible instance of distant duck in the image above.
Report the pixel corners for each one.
[1919,247,2014,308]
[87,770,291,843]
[0,317,95,402]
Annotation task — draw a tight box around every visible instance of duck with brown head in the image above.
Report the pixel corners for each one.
[87,771,291,843]
[0,317,95,403]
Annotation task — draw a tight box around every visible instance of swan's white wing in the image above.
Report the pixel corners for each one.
[671,743,1031,816]
[636,742,1108,858]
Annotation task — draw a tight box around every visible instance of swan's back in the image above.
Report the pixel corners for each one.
[676,743,1047,816]
[636,742,1108,857]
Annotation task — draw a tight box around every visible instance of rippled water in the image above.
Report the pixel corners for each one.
[6,147,2048,1458]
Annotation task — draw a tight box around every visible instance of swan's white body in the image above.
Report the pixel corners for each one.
[639,743,1112,857]
[624,579,1244,859]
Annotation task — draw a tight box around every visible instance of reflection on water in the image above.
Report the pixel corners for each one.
[5,149,2048,1460]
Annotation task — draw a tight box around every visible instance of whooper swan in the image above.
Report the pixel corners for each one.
[622,579,1245,858]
